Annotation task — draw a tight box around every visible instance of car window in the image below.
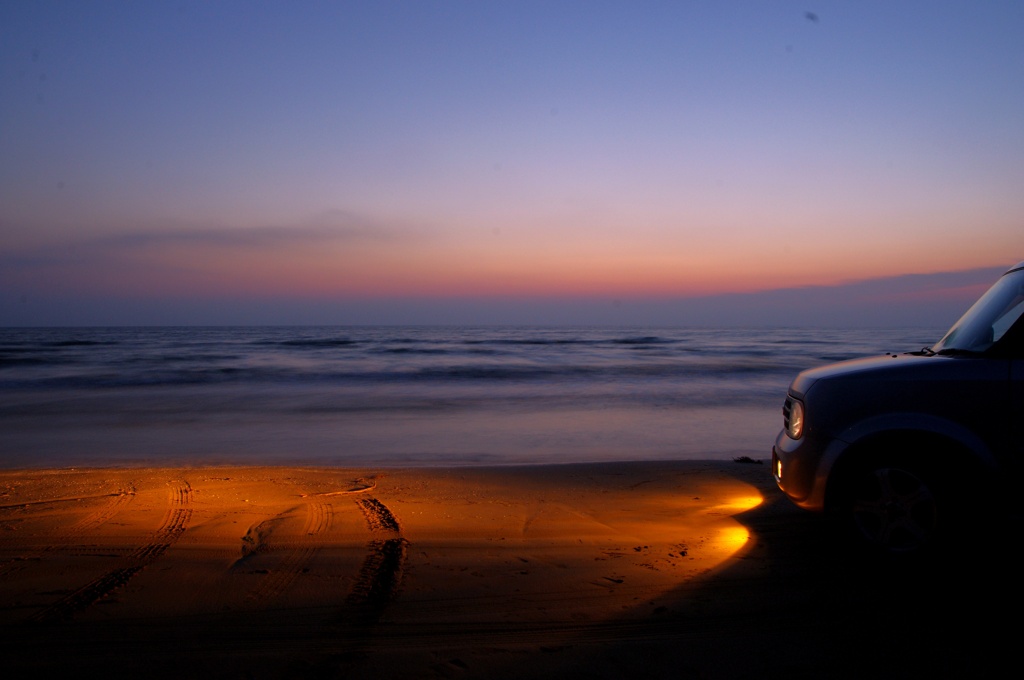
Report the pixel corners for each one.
[935,268,1024,353]
[993,298,1024,343]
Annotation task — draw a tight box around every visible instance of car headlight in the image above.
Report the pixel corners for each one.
[785,398,805,440]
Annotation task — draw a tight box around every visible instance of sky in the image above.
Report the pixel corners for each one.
[2,1,1022,326]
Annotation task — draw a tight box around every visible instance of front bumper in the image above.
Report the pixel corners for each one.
[771,429,829,512]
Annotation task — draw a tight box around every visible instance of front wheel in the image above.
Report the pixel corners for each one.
[841,463,942,554]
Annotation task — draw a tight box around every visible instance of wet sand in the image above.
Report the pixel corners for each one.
[0,460,1015,678]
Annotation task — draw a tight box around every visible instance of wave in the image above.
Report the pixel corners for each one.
[0,326,939,392]
[255,338,359,348]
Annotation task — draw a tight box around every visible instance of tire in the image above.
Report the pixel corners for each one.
[839,461,943,554]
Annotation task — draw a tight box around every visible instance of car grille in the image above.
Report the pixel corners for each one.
[782,397,794,431]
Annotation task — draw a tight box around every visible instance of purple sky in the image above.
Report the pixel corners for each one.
[2,2,1022,326]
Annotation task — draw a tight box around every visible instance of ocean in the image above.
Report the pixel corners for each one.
[0,326,944,468]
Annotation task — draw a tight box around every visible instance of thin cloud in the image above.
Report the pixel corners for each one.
[97,215,402,250]
[1,211,418,268]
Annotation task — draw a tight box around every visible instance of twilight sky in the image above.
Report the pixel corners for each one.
[2,1,1022,326]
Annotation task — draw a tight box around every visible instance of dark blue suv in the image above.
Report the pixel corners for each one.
[772,261,1024,552]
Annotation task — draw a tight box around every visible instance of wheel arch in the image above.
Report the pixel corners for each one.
[823,427,991,514]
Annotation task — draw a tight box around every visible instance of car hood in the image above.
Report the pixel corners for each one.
[789,353,944,397]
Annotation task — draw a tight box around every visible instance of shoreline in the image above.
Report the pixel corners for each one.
[0,400,779,469]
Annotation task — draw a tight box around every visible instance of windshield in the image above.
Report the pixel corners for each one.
[933,265,1024,354]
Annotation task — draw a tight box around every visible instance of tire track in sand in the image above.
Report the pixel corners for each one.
[345,497,408,621]
[0,484,136,579]
[235,477,377,607]
[67,483,138,533]
[239,497,335,606]
[327,496,408,676]
[29,481,193,623]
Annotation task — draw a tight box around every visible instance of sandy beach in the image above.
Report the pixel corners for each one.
[0,460,1015,678]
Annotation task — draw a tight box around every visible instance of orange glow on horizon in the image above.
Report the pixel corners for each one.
[9,222,1016,302]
